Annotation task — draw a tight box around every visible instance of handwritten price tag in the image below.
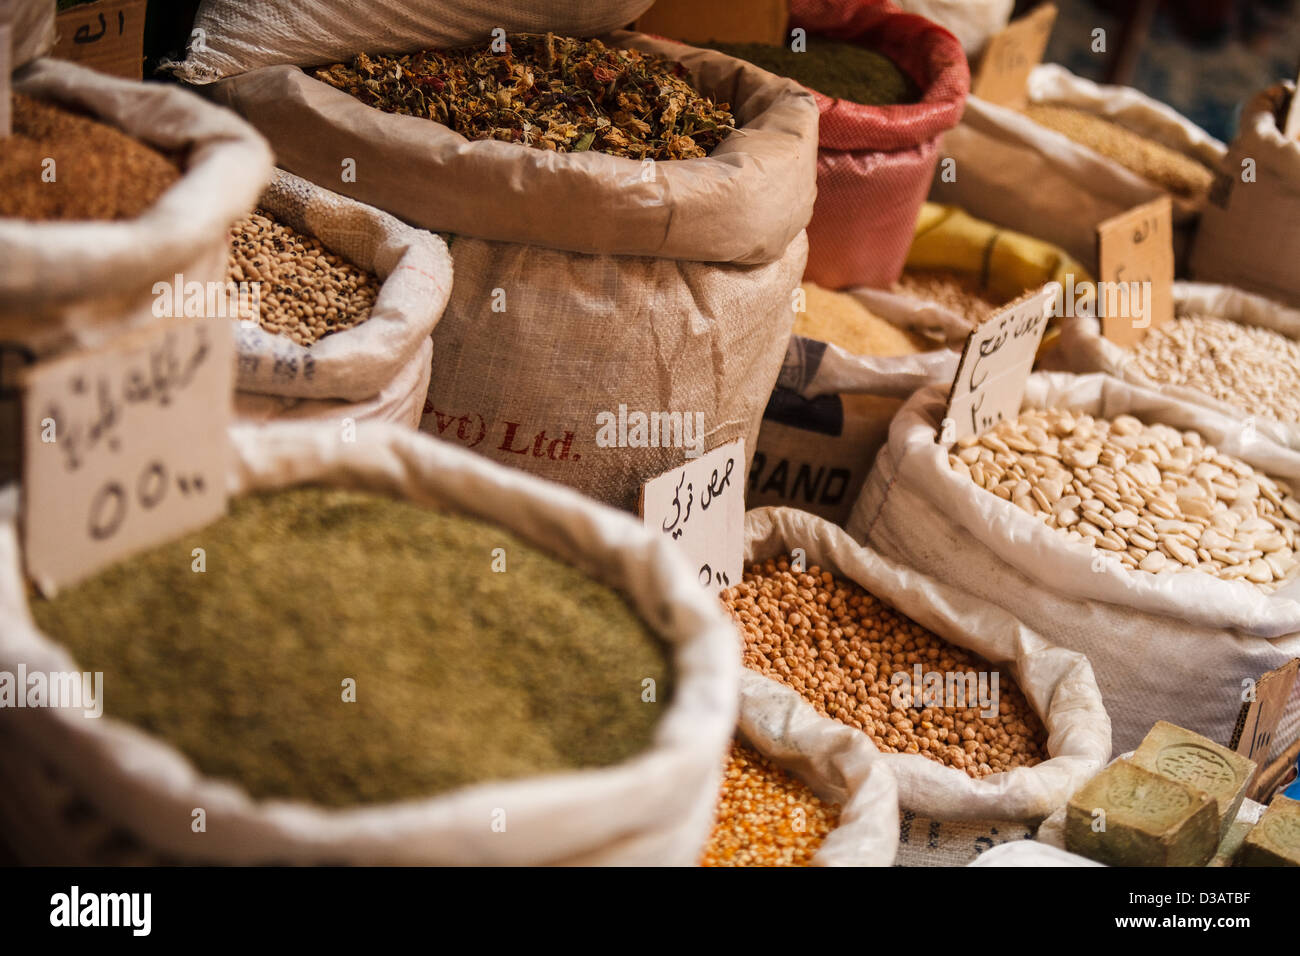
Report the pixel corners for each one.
[971,2,1057,108]
[941,285,1056,443]
[1231,659,1299,798]
[52,0,145,80]
[639,438,744,595]
[21,319,233,594]
[1096,195,1174,347]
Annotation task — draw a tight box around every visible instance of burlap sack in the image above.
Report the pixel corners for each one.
[0,422,739,865]
[736,674,900,865]
[1190,84,1300,310]
[931,64,1226,273]
[0,58,273,356]
[848,372,1300,759]
[1054,281,1300,451]
[740,507,1111,823]
[166,0,655,84]
[229,170,451,427]
[209,32,818,511]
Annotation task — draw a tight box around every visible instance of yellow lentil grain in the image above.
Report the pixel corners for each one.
[700,740,841,867]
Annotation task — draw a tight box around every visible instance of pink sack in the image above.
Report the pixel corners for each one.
[792,0,969,289]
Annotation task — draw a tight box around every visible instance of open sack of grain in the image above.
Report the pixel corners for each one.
[0,423,739,865]
[772,0,969,289]
[723,507,1109,857]
[229,170,453,429]
[0,58,272,356]
[931,64,1226,272]
[163,0,655,83]
[1190,83,1300,310]
[748,204,1086,525]
[207,30,816,512]
[848,372,1300,763]
[1054,281,1300,452]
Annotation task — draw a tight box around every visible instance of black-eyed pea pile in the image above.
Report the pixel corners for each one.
[228,211,381,347]
[950,408,1300,585]
[721,560,1048,780]
[1130,315,1300,424]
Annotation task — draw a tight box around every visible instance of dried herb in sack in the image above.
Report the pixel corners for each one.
[313,33,735,161]
[707,40,918,106]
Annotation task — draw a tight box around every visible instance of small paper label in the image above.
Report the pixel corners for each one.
[1096,196,1175,347]
[941,285,1056,443]
[21,319,233,594]
[1286,72,1300,140]
[971,2,1057,108]
[1231,659,1299,793]
[639,438,744,594]
[51,0,146,81]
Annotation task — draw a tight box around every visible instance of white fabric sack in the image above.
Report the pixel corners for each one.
[0,58,273,356]
[166,0,655,83]
[741,506,1111,822]
[8,0,54,69]
[748,293,962,525]
[233,336,433,429]
[1190,83,1300,310]
[894,0,1014,57]
[848,371,1300,758]
[967,840,1101,866]
[0,423,740,865]
[738,674,899,866]
[233,169,452,405]
[931,64,1226,272]
[1054,281,1300,451]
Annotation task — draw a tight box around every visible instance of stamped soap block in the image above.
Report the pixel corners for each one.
[1065,760,1219,867]
[1132,721,1257,840]
[1237,796,1300,867]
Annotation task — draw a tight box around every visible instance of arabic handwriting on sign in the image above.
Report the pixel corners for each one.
[74,13,107,44]
[698,457,735,511]
[698,564,730,589]
[661,471,694,540]
[1132,217,1156,244]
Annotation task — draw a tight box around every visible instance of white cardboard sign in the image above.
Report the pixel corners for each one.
[942,284,1057,443]
[21,318,234,594]
[639,438,744,594]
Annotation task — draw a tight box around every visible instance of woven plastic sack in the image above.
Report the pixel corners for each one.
[788,0,969,289]
[848,371,1300,759]
[1190,84,1300,310]
[931,64,1226,273]
[210,32,817,512]
[892,0,1013,56]
[230,169,451,427]
[740,506,1111,823]
[6,0,55,70]
[165,0,655,84]
[0,59,273,356]
[736,677,900,865]
[0,422,740,865]
[1054,281,1300,452]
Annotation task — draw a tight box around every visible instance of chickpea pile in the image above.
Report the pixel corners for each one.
[700,740,840,867]
[721,559,1048,779]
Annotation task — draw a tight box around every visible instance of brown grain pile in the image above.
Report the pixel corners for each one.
[0,94,181,221]
[722,559,1048,779]
[700,740,841,866]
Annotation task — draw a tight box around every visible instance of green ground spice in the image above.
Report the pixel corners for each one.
[708,39,919,105]
[30,486,674,808]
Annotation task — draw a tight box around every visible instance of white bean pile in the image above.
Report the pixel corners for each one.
[949,408,1300,587]
[1130,314,1300,424]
